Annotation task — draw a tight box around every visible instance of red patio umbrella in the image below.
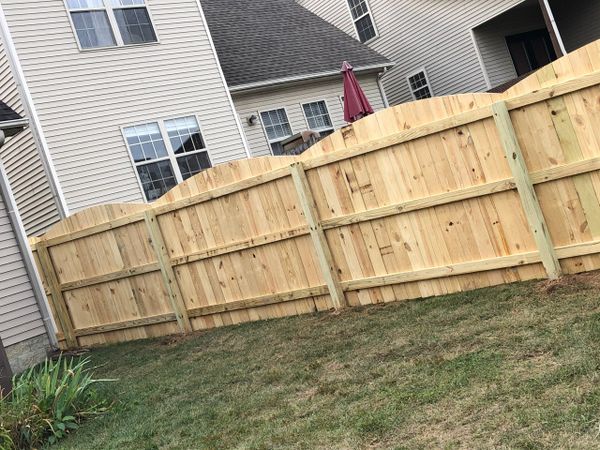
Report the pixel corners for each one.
[342,61,374,123]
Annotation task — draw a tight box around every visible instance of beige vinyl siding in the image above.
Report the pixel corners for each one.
[0,187,45,347]
[0,40,60,236]
[551,0,600,53]
[1,0,247,212]
[232,74,385,157]
[298,0,528,105]
[473,2,546,89]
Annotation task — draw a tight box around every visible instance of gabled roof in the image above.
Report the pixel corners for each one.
[200,0,391,91]
[0,101,27,137]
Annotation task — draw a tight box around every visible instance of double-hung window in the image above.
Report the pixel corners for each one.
[124,116,212,201]
[347,0,377,43]
[302,101,334,138]
[66,0,157,49]
[407,69,433,100]
[260,109,293,155]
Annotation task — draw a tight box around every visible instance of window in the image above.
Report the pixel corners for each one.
[407,69,433,100]
[347,0,377,43]
[66,0,157,49]
[302,101,334,138]
[260,109,293,155]
[124,116,212,201]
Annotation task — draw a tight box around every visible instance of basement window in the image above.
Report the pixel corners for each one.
[347,0,377,43]
[407,69,433,100]
[65,0,157,50]
[123,116,212,201]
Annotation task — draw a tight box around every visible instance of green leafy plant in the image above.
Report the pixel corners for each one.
[0,356,114,449]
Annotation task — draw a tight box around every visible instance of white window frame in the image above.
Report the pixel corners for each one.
[121,114,213,202]
[301,99,335,134]
[345,0,378,44]
[258,107,295,156]
[64,0,160,51]
[406,68,434,101]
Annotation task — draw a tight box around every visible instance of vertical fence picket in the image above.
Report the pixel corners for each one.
[35,242,78,348]
[492,101,562,279]
[290,163,348,309]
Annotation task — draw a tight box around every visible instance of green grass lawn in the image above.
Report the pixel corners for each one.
[54,274,600,449]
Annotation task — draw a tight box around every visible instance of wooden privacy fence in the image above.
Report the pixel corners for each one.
[30,41,600,349]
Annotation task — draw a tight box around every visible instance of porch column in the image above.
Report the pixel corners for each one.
[538,0,567,56]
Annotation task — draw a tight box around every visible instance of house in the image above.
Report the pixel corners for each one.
[296,0,600,104]
[0,0,391,237]
[200,0,391,157]
[0,0,250,236]
[0,101,56,384]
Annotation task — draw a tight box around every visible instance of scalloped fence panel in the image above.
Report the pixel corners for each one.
[30,41,600,349]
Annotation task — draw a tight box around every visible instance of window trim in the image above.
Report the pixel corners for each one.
[300,99,335,135]
[345,0,379,44]
[406,67,434,101]
[64,0,160,52]
[120,113,213,202]
[258,106,295,156]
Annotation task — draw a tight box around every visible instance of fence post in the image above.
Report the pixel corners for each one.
[36,242,78,348]
[144,210,192,333]
[492,101,562,279]
[290,162,348,309]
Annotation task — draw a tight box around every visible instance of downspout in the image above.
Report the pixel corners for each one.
[0,137,58,348]
[0,5,69,218]
[377,69,390,108]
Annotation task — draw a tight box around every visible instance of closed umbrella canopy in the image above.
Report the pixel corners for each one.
[342,61,374,123]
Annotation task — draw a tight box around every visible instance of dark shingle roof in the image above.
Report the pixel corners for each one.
[200,0,391,89]
[0,101,21,123]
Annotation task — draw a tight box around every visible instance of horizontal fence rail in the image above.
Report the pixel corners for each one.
[30,41,600,349]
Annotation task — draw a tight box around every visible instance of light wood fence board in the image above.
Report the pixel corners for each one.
[28,41,600,349]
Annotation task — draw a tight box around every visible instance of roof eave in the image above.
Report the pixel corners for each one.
[229,62,394,94]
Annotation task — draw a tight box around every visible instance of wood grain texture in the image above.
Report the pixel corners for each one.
[29,41,600,348]
[492,101,562,279]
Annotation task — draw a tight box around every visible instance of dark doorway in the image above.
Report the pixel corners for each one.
[506,28,558,76]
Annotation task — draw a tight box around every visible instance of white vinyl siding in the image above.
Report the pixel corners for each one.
[0,187,46,348]
[233,73,385,157]
[298,0,530,105]
[0,39,61,236]
[1,0,247,212]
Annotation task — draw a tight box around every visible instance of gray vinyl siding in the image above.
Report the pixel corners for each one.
[1,0,247,212]
[298,0,529,105]
[551,0,600,53]
[473,3,547,89]
[0,185,45,347]
[233,74,385,157]
[0,40,60,236]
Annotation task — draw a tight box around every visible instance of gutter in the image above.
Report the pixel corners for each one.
[229,62,394,93]
[0,127,58,349]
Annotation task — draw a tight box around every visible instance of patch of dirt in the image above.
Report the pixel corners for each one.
[537,271,600,295]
